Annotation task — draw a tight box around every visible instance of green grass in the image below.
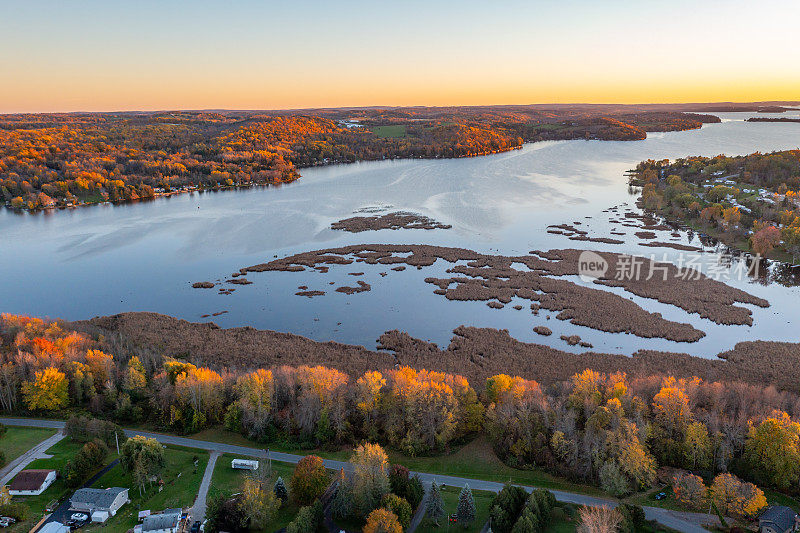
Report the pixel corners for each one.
[764,489,800,512]
[417,485,495,533]
[210,453,296,496]
[83,445,209,533]
[544,505,578,533]
[0,426,56,464]
[627,485,686,512]
[372,125,407,138]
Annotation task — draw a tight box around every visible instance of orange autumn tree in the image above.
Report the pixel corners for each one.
[22,367,69,411]
[173,367,224,432]
[750,223,781,256]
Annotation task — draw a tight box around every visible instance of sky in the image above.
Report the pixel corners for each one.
[1,0,799,113]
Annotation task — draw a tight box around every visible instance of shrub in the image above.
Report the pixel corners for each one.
[286,500,323,533]
[617,504,646,533]
[0,502,29,521]
[382,494,412,529]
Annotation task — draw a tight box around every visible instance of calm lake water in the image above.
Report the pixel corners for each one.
[2,111,800,357]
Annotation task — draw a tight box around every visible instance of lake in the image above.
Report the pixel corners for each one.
[3,111,800,357]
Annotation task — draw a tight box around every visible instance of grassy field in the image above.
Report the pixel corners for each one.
[84,445,209,532]
[188,427,602,496]
[0,426,56,464]
[372,125,407,138]
[417,485,495,533]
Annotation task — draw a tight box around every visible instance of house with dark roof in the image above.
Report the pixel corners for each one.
[69,487,129,523]
[134,508,183,533]
[760,505,799,533]
[8,469,56,496]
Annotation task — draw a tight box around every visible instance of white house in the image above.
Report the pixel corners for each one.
[69,487,129,522]
[8,469,56,496]
[231,459,259,470]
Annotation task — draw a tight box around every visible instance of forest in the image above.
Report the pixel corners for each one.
[1,312,798,523]
[631,150,800,261]
[0,107,718,210]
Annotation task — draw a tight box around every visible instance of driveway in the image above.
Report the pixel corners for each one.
[190,451,219,523]
[0,418,709,533]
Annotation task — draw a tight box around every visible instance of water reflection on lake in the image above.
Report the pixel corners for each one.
[2,111,800,356]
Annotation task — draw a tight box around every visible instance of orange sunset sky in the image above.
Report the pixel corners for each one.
[2,0,799,113]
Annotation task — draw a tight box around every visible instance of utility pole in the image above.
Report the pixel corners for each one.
[115,431,120,455]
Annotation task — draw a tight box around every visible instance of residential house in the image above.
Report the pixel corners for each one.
[69,487,129,523]
[134,508,183,533]
[8,469,57,496]
[37,522,70,533]
[759,505,799,533]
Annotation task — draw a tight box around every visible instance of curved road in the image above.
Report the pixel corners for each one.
[0,417,709,533]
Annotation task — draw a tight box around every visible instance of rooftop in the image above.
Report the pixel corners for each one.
[9,469,55,491]
[70,487,128,509]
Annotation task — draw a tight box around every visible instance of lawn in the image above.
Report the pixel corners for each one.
[417,485,495,533]
[372,125,407,138]
[209,453,302,532]
[0,426,56,464]
[188,427,602,496]
[84,445,209,532]
[210,453,296,496]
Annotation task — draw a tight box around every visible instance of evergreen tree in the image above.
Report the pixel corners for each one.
[426,481,445,525]
[274,476,288,503]
[330,469,353,520]
[456,484,476,525]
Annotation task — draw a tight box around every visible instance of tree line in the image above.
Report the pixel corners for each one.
[2,313,798,513]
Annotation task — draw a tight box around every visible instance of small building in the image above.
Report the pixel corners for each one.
[134,508,183,533]
[69,487,129,522]
[9,469,57,496]
[759,505,799,533]
[37,522,70,533]
[231,459,259,470]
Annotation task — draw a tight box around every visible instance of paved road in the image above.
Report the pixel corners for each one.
[0,418,709,533]
[0,431,65,485]
[190,451,220,524]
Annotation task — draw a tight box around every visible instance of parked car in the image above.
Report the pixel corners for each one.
[0,517,16,528]
[654,492,667,500]
[190,521,202,533]
[70,513,89,522]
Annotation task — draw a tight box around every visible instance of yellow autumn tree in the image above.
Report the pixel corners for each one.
[710,473,766,518]
[22,367,69,411]
[363,508,402,533]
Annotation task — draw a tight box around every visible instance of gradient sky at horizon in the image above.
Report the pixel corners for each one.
[2,0,799,113]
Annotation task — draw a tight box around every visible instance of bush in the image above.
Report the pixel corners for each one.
[617,504,646,533]
[388,464,424,508]
[382,494,412,529]
[599,461,631,497]
[0,502,29,521]
[286,500,323,533]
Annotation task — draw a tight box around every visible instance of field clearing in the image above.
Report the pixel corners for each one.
[372,125,407,138]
